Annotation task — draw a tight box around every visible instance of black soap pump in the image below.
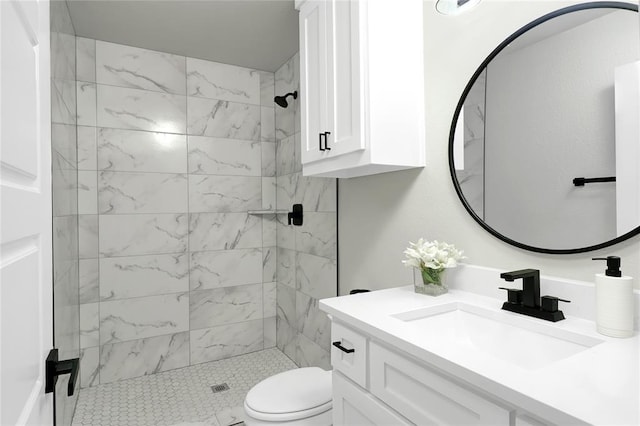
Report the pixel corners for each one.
[592,256,633,338]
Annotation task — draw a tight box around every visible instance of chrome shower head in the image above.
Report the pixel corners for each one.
[274,91,297,108]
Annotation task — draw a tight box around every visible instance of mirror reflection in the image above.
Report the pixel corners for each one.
[451,5,640,252]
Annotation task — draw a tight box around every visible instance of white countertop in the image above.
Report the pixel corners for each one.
[320,285,640,425]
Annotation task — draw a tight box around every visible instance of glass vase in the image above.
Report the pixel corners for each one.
[414,268,448,296]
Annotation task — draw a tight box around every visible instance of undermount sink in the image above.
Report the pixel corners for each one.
[392,302,603,370]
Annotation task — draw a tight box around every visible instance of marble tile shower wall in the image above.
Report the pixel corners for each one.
[75,38,278,387]
[274,54,337,370]
[51,1,80,423]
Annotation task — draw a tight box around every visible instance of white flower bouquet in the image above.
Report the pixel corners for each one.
[402,239,465,295]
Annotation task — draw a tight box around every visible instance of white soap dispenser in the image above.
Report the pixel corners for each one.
[592,256,634,338]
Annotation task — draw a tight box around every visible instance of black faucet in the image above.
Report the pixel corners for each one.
[499,269,570,322]
[500,269,540,309]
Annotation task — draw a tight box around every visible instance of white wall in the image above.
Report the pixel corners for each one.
[339,0,640,295]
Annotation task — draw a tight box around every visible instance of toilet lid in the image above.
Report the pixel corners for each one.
[245,367,332,416]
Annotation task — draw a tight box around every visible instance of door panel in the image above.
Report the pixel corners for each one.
[0,0,54,425]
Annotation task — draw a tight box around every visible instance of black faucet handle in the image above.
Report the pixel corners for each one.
[499,287,523,304]
[541,295,570,313]
[500,269,540,281]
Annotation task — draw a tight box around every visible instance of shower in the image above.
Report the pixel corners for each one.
[274,91,297,108]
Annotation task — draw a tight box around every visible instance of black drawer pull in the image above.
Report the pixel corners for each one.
[319,133,325,151]
[333,341,355,353]
[323,131,331,150]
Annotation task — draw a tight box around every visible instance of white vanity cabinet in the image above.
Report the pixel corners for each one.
[295,0,425,178]
[329,320,560,426]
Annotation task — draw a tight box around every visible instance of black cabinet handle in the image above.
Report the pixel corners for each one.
[323,132,331,150]
[333,341,355,353]
[45,348,79,396]
[319,133,325,151]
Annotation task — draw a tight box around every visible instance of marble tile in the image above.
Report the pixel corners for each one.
[189,175,261,213]
[277,247,296,289]
[189,213,261,251]
[190,284,262,330]
[98,128,187,173]
[274,100,295,141]
[190,320,263,365]
[293,132,302,174]
[52,155,77,217]
[263,282,276,318]
[80,347,100,388]
[79,259,99,304]
[276,316,296,362]
[295,292,331,350]
[259,71,275,107]
[79,215,99,259]
[297,253,337,300]
[296,176,337,212]
[261,107,275,142]
[78,171,97,214]
[276,214,295,251]
[77,126,97,170]
[99,332,190,384]
[189,249,262,291]
[52,123,77,167]
[295,212,337,259]
[80,303,99,348]
[100,292,189,344]
[295,334,330,370]
[264,316,276,349]
[98,171,188,214]
[261,142,276,177]
[97,85,186,133]
[263,247,276,283]
[276,134,296,176]
[76,37,96,83]
[262,177,276,210]
[52,79,76,125]
[215,406,248,426]
[276,283,296,330]
[275,53,298,98]
[100,253,189,301]
[276,173,297,213]
[186,58,260,104]
[99,213,188,257]
[51,31,75,81]
[187,136,261,176]
[97,41,186,95]
[262,216,276,247]
[187,97,260,141]
[53,214,78,263]
[77,82,96,126]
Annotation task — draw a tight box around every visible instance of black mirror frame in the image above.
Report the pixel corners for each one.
[448,1,640,254]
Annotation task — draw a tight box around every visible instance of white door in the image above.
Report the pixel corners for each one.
[0,0,54,425]
[325,0,364,157]
[299,0,329,164]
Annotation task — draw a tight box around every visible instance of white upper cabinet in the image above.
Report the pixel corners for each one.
[296,0,425,178]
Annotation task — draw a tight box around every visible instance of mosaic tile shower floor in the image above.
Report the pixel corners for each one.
[72,348,297,426]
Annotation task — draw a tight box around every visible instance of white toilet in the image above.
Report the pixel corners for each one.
[243,367,332,426]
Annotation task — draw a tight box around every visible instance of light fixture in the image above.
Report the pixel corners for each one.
[435,0,482,15]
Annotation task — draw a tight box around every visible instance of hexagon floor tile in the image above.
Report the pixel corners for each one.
[72,348,297,426]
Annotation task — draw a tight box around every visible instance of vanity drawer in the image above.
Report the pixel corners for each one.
[333,371,412,426]
[370,342,512,426]
[331,321,367,388]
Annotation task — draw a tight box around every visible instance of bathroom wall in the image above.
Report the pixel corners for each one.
[76,38,278,386]
[339,0,640,295]
[274,54,337,370]
[51,0,80,424]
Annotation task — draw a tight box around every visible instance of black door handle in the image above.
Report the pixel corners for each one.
[323,132,331,150]
[319,133,325,151]
[333,341,355,353]
[45,348,79,396]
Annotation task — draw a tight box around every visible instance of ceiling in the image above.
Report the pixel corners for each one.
[66,0,299,72]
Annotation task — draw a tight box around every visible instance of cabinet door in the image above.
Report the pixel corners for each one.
[333,372,412,426]
[325,0,364,156]
[299,0,329,164]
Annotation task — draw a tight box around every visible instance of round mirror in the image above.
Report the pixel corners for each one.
[449,2,640,254]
